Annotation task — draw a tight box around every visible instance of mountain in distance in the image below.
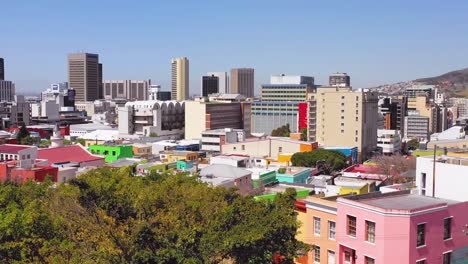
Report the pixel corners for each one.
[370,68,468,97]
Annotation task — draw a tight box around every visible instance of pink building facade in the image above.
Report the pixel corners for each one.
[336,191,468,264]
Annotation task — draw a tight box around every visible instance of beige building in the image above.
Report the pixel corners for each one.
[184,100,251,140]
[311,87,378,161]
[68,53,100,102]
[103,80,150,101]
[171,57,189,101]
[230,68,254,98]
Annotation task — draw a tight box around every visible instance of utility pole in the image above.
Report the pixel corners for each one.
[432,144,437,197]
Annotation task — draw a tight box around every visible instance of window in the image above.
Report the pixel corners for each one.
[314,217,321,235]
[233,147,236,150]
[279,147,283,152]
[341,129,344,133]
[356,116,359,121]
[344,251,351,264]
[328,221,336,240]
[112,151,116,156]
[444,218,452,240]
[365,256,375,264]
[241,145,245,150]
[421,173,427,188]
[366,221,376,243]
[341,123,344,126]
[356,96,359,101]
[347,215,356,237]
[355,137,358,142]
[341,116,344,119]
[416,260,426,264]
[341,103,345,106]
[356,110,359,115]
[341,96,345,99]
[314,246,320,263]
[355,130,358,135]
[443,252,451,264]
[417,223,425,247]
[341,109,345,113]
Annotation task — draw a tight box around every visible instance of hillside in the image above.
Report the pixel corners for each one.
[415,68,468,97]
[370,68,468,97]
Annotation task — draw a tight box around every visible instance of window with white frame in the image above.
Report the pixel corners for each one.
[314,246,320,263]
[314,217,321,235]
[328,221,336,240]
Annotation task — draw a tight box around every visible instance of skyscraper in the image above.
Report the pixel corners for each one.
[171,57,189,101]
[98,63,103,99]
[207,72,229,93]
[202,75,219,96]
[68,53,100,102]
[230,68,254,98]
[0,58,4,81]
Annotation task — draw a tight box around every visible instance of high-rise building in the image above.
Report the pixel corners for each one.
[202,75,219,97]
[171,57,189,101]
[103,80,151,101]
[329,72,350,87]
[230,68,254,98]
[378,96,407,135]
[0,80,15,102]
[68,53,100,102]
[207,72,229,93]
[404,112,430,141]
[98,63,103,99]
[312,87,379,161]
[10,95,30,126]
[0,58,4,81]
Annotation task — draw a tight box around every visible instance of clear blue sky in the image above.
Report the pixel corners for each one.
[2,0,468,95]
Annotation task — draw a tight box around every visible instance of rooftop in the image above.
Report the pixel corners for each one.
[340,191,459,213]
[200,164,251,179]
[81,129,120,141]
[106,158,142,168]
[70,123,115,131]
[38,144,104,164]
[0,144,35,154]
[419,155,468,166]
[211,154,249,161]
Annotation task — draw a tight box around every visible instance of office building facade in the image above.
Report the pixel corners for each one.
[68,53,100,102]
[148,85,171,101]
[202,75,219,97]
[261,74,314,102]
[329,72,350,87]
[0,80,15,102]
[184,100,251,140]
[252,102,299,135]
[404,113,430,141]
[171,57,189,101]
[378,96,407,135]
[103,80,150,101]
[0,58,4,81]
[230,68,254,98]
[207,72,229,93]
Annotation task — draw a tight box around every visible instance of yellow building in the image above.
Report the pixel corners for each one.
[160,150,198,163]
[312,87,378,161]
[171,57,189,101]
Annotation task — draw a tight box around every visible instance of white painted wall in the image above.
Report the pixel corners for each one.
[416,156,468,201]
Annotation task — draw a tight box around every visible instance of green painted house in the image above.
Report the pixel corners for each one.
[89,145,133,162]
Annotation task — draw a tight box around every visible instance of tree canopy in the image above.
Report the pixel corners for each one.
[0,167,307,263]
[16,125,30,143]
[271,124,291,137]
[291,149,348,174]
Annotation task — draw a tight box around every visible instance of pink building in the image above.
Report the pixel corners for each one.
[336,191,468,264]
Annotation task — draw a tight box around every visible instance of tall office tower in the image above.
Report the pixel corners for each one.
[312,87,379,161]
[68,53,100,102]
[329,72,350,87]
[378,96,407,135]
[202,75,219,96]
[230,68,254,98]
[171,57,189,101]
[207,72,229,93]
[103,80,151,100]
[0,58,4,80]
[0,80,15,102]
[98,63,103,99]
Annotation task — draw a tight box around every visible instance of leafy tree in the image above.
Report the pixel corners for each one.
[149,132,158,137]
[291,149,347,174]
[406,139,419,151]
[74,138,86,146]
[300,128,308,141]
[16,125,30,143]
[271,124,291,137]
[0,167,307,263]
[20,135,40,146]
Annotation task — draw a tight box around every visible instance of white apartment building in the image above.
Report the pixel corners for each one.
[377,129,402,154]
[416,155,468,201]
[201,128,244,152]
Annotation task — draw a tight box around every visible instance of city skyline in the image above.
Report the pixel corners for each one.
[2,0,468,94]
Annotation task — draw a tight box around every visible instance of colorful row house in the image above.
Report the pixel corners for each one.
[296,190,468,264]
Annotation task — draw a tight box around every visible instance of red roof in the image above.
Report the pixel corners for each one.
[0,144,34,154]
[38,145,104,164]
